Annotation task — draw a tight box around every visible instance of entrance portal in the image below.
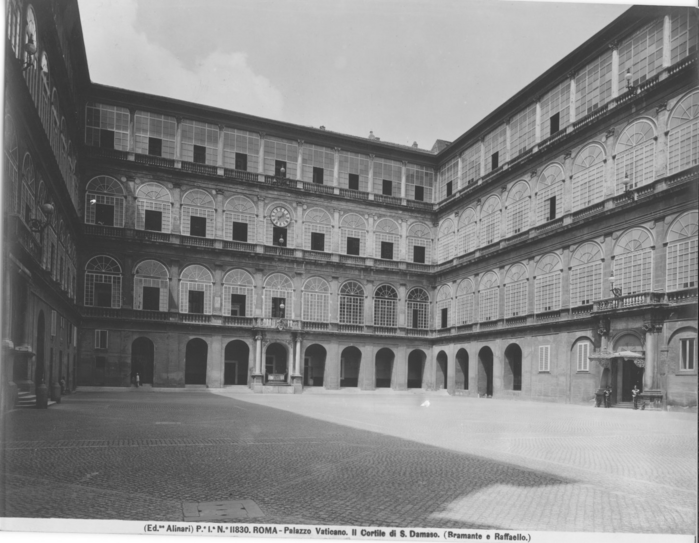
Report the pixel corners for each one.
[436,351,448,390]
[375,348,394,388]
[185,338,208,385]
[224,340,249,385]
[131,337,155,385]
[407,350,425,388]
[455,349,468,390]
[265,343,288,382]
[340,346,361,387]
[621,359,644,402]
[478,347,494,396]
[504,344,522,391]
[304,344,326,387]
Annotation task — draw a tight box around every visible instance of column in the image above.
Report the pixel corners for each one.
[527,259,536,317]
[295,202,304,249]
[432,222,439,264]
[254,334,262,374]
[561,246,571,309]
[534,102,542,143]
[293,271,303,321]
[400,161,407,199]
[128,108,136,153]
[296,140,304,181]
[257,132,266,180]
[399,219,407,261]
[333,148,340,187]
[562,151,573,214]
[256,196,265,244]
[364,280,374,326]
[472,273,480,323]
[253,268,264,317]
[498,266,506,320]
[332,209,340,253]
[457,153,464,191]
[368,154,375,194]
[367,215,375,257]
[479,139,485,178]
[213,264,223,316]
[505,120,511,162]
[662,15,671,69]
[217,125,225,167]
[169,259,180,313]
[655,103,669,179]
[175,117,182,160]
[172,185,181,234]
[397,283,407,328]
[329,275,340,323]
[610,44,619,99]
[604,129,616,198]
[294,334,302,376]
[569,74,576,125]
[215,190,224,239]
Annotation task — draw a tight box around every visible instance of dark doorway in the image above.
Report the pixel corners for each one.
[224,340,249,385]
[142,286,161,311]
[340,346,361,387]
[375,348,394,388]
[94,283,112,307]
[265,343,288,380]
[407,350,425,389]
[95,203,114,226]
[304,344,326,387]
[131,337,155,385]
[456,349,468,390]
[621,359,644,402]
[504,344,522,391]
[144,209,162,232]
[229,294,246,316]
[478,347,494,396]
[190,216,207,237]
[184,338,207,385]
[436,351,448,390]
[188,290,205,314]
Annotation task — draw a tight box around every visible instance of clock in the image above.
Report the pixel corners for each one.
[270,206,291,227]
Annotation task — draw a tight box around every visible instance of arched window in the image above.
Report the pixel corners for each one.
[668,90,699,175]
[479,196,501,247]
[23,6,39,102]
[407,222,432,264]
[21,154,36,225]
[666,212,698,291]
[535,254,562,313]
[179,265,213,314]
[134,260,169,312]
[615,120,656,192]
[374,218,400,260]
[613,228,653,295]
[407,287,429,329]
[304,208,332,252]
[181,189,215,238]
[436,285,452,328]
[264,273,294,319]
[572,144,606,211]
[136,182,172,233]
[506,181,530,236]
[438,219,455,263]
[341,213,367,256]
[85,176,125,227]
[459,208,477,254]
[224,195,256,243]
[223,269,254,317]
[4,115,19,213]
[85,256,122,308]
[374,284,398,327]
[456,278,474,325]
[504,263,528,318]
[479,271,499,322]
[536,164,564,224]
[339,281,364,325]
[6,0,22,58]
[302,277,330,322]
[570,242,603,306]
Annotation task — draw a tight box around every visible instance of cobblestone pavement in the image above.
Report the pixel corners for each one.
[1,390,696,535]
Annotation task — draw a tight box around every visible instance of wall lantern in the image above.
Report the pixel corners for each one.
[28,202,55,233]
[609,275,623,299]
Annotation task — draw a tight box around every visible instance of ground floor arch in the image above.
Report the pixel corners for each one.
[131,337,155,385]
[185,338,208,385]
[436,350,448,390]
[478,346,494,397]
[340,346,361,387]
[224,340,249,385]
[407,349,426,389]
[375,348,394,388]
[304,344,326,387]
[455,348,468,390]
[265,342,289,382]
[504,343,522,391]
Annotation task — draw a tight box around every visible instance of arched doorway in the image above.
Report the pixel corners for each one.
[478,346,494,396]
[131,337,155,386]
[265,343,288,382]
[456,349,468,390]
[304,344,326,387]
[340,346,361,387]
[375,348,394,388]
[504,344,522,391]
[436,351,448,390]
[407,350,425,389]
[34,311,45,385]
[224,340,249,385]
[185,338,208,385]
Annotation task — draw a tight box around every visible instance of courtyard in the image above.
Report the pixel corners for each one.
[1,389,696,535]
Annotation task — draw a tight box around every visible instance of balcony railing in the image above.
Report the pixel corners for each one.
[134,154,175,168]
[339,188,369,200]
[536,309,561,322]
[223,316,254,327]
[303,321,329,331]
[182,235,214,248]
[666,287,698,304]
[10,215,42,262]
[373,194,402,205]
[305,250,332,260]
[374,326,398,335]
[593,292,666,312]
[339,255,366,265]
[223,168,259,183]
[301,182,334,195]
[264,246,295,257]
[182,161,218,176]
[505,316,527,327]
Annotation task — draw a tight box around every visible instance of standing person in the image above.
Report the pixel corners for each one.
[604,386,611,408]
[135,373,140,388]
[632,384,640,409]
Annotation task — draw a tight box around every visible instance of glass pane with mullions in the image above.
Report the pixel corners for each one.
[188,290,205,314]
[232,222,248,242]
[95,203,114,226]
[190,216,207,237]
[142,286,160,311]
[95,283,112,307]
[144,210,162,232]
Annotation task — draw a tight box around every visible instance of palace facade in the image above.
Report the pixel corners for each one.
[3,2,697,414]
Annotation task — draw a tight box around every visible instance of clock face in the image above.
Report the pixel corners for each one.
[270,206,291,227]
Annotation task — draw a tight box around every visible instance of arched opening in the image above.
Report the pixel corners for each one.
[224,340,249,385]
[375,348,394,388]
[34,311,45,385]
[131,337,155,386]
[185,338,208,385]
[504,344,522,391]
[265,342,288,382]
[304,344,326,387]
[340,346,361,387]
[478,347,494,396]
[407,350,426,389]
[436,351,448,390]
[613,333,644,405]
[456,349,468,390]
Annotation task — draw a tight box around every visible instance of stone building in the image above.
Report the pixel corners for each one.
[3,2,697,414]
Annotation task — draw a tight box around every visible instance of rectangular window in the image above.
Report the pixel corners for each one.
[144,209,162,232]
[547,196,556,221]
[193,144,207,164]
[681,338,695,371]
[441,308,448,329]
[381,241,394,260]
[312,167,324,184]
[148,137,162,157]
[348,173,359,191]
[95,203,115,226]
[346,236,360,256]
[491,152,499,170]
[232,222,248,242]
[235,153,247,171]
[190,216,207,238]
[415,185,424,201]
[273,226,287,247]
[86,103,130,150]
[271,297,286,318]
[188,290,205,314]
[446,181,453,197]
[95,330,108,349]
[142,286,161,311]
[413,245,425,264]
[550,113,560,135]
[99,129,115,149]
[94,283,113,308]
[311,232,325,251]
[275,160,287,177]
[539,345,551,372]
[230,294,247,317]
[382,179,392,196]
[577,342,590,372]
